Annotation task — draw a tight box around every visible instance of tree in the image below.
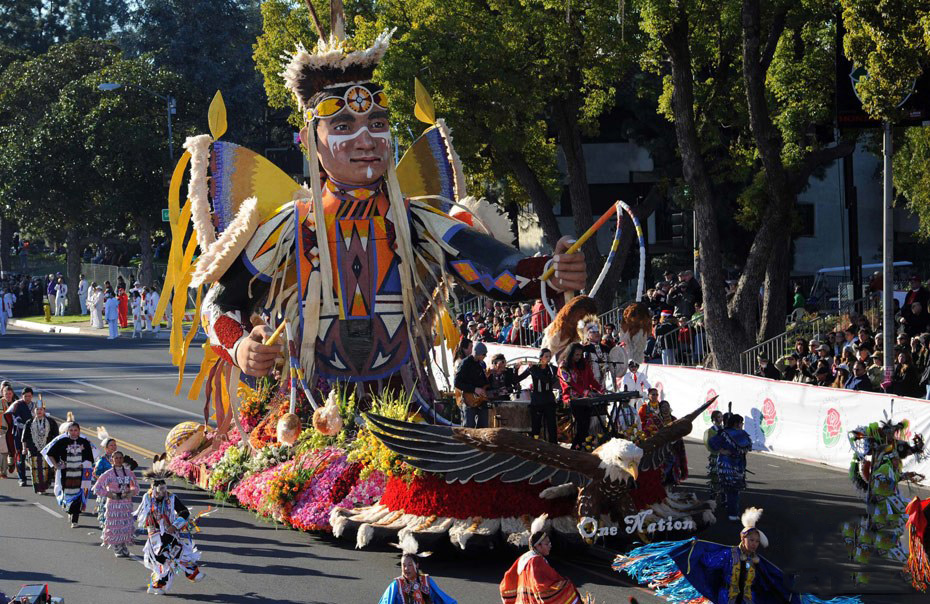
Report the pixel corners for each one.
[635,0,855,369]
[0,1,126,53]
[121,0,268,147]
[254,0,639,305]
[0,42,29,274]
[0,39,193,309]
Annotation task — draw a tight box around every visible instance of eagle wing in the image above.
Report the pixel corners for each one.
[365,414,602,487]
[639,397,717,471]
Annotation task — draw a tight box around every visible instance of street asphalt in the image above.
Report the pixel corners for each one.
[1,327,928,603]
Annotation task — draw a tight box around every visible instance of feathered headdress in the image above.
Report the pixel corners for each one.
[577,314,601,339]
[529,513,549,550]
[96,426,115,448]
[282,0,393,111]
[391,532,432,563]
[740,507,769,548]
[142,453,172,486]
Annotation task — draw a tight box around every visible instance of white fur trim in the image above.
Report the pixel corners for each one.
[282,29,395,109]
[184,134,217,251]
[356,523,373,549]
[191,197,261,286]
[455,196,514,244]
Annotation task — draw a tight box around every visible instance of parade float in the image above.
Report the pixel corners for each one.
[151,0,714,555]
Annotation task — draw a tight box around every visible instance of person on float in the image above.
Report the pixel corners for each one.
[579,319,610,390]
[638,387,665,436]
[615,507,863,604]
[558,342,603,450]
[620,359,650,397]
[500,514,582,604]
[487,353,521,400]
[378,536,457,604]
[905,496,930,592]
[704,410,724,503]
[454,341,490,428]
[516,348,559,443]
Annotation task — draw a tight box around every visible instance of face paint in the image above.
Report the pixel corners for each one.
[325,125,391,157]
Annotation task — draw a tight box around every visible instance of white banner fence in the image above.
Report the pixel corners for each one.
[430,343,930,480]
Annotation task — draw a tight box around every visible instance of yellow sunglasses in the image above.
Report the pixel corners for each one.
[308,86,388,120]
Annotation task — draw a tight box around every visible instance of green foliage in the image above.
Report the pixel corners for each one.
[894,126,930,239]
[840,0,930,120]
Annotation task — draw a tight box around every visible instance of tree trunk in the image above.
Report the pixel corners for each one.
[591,185,665,311]
[504,151,563,249]
[550,97,599,288]
[0,213,11,275]
[759,233,790,340]
[65,228,82,314]
[139,218,154,286]
[663,12,753,371]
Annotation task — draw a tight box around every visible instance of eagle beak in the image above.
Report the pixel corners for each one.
[627,463,639,481]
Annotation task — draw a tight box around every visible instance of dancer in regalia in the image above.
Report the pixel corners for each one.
[905,496,930,592]
[378,536,457,604]
[137,463,205,594]
[22,401,58,494]
[41,421,97,527]
[709,413,753,521]
[500,514,582,604]
[614,507,862,604]
[93,430,118,530]
[92,450,139,557]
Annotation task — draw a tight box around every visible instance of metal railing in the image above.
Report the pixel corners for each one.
[739,296,882,374]
[649,319,708,367]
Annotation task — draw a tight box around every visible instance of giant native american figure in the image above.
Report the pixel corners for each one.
[156,1,585,427]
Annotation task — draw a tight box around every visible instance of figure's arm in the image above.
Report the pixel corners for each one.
[173,496,191,521]
[202,205,294,374]
[409,203,585,301]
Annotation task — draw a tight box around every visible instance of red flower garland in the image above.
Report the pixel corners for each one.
[379,474,574,519]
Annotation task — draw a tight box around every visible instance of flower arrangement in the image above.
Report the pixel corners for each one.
[208,442,250,492]
[378,474,575,519]
[167,451,197,482]
[287,451,352,530]
[295,388,359,453]
[245,443,293,475]
[334,469,386,510]
[238,378,277,433]
[231,463,284,517]
[347,390,421,480]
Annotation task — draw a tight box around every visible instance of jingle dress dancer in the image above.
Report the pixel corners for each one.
[22,402,57,493]
[92,450,139,557]
[41,422,97,527]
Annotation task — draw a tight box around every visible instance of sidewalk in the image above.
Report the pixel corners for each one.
[7,317,200,340]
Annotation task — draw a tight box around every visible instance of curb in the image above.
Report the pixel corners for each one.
[9,319,82,334]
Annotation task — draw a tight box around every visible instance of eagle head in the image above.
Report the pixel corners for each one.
[593,438,642,482]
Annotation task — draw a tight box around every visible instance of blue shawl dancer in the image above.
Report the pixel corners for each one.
[614,507,862,604]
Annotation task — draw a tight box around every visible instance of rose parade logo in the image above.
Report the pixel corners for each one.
[822,407,843,448]
[701,388,719,424]
[760,397,778,438]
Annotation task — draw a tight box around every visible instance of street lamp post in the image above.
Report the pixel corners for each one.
[98,82,176,164]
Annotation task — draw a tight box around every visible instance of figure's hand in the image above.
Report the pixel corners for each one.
[550,236,587,292]
[235,323,283,377]
[475,387,487,398]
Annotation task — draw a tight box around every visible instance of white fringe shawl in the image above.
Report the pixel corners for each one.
[184,134,216,251]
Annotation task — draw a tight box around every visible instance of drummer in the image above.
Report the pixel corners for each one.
[487,354,522,400]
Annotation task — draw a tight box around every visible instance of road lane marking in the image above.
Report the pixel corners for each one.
[73,380,201,419]
[0,376,169,431]
[33,502,64,518]
[768,464,780,468]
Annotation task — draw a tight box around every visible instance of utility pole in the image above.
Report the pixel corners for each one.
[882,121,894,382]
[843,153,861,309]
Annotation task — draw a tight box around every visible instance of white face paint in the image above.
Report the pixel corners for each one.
[325,126,391,158]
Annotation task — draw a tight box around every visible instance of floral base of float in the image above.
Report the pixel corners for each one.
[160,381,714,553]
[331,407,717,553]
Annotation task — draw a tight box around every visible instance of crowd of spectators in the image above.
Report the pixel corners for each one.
[0,272,54,317]
[754,275,930,400]
[455,299,553,346]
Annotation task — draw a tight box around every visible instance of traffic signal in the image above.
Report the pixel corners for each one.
[671,212,686,247]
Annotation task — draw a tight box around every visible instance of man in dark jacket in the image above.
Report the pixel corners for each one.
[845,361,875,392]
[755,355,781,380]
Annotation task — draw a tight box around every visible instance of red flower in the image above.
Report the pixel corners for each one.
[379,474,574,519]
